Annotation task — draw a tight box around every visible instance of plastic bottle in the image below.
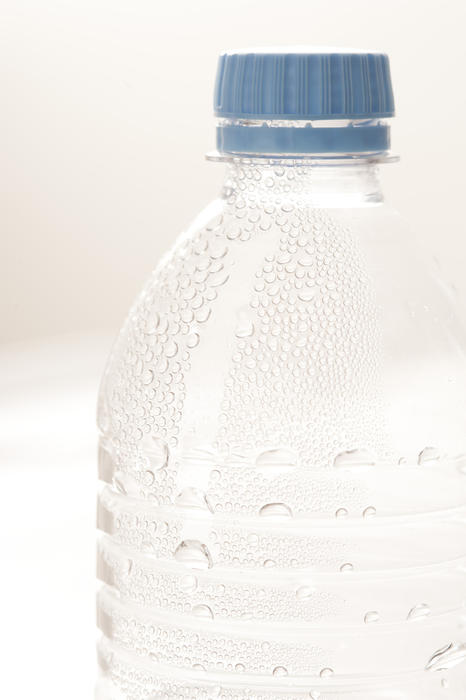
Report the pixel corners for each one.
[96,48,466,700]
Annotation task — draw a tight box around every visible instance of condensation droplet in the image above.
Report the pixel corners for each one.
[235,663,245,673]
[363,506,377,519]
[272,666,288,677]
[340,562,354,572]
[255,448,297,474]
[209,269,230,287]
[309,692,321,700]
[192,663,206,672]
[407,603,431,621]
[179,574,198,593]
[174,540,213,570]
[298,288,316,302]
[296,585,315,601]
[259,502,293,519]
[192,604,214,619]
[235,308,255,338]
[418,446,441,466]
[425,642,466,672]
[165,339,178,358]
[263,559,276,568]
[143,470,155,486]
[186,332,200,348]
[335,508,348,519]
[319,667,334,679]
[334,449,376,468]
[175,487,213,512]
[141,435,169,470]
[364,611,379,624]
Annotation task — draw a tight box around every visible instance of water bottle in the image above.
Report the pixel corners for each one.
[96,48,466,699]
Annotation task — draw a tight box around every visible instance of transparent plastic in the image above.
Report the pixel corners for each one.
[96,155,466,700]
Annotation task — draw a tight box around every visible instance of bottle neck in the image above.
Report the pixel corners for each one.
[218,159,384,208]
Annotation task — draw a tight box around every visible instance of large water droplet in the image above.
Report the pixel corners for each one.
[340,562,354,572]
[333,449,376,468]
[259,502,293,519]
[298,288,316,302]
[296,585,315,601]
[235,308,255,338]
[425,642,466,671]
[235,663,245,673]
[335,508,348,519]
[272,666,288,677]
[141,435,169,470]
[319,667,334,679]
[192,604,214,619]
[175,487,213,512]
[255,448,297,476]
[174,540,213,570]
[363,506,377,519]
[179,574,198,593]
[418,447,441,466]
[364,611,379,624]
[407,603,431,621]
[186,332,200,348]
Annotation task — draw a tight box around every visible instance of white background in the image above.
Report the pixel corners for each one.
[1,1,465,698]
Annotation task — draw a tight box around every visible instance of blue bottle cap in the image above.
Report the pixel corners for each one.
[213,47,395,156]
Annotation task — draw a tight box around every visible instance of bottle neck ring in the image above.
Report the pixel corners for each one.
[215,117,392,160]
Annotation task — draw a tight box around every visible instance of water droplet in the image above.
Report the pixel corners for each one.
[192,663,206,672]
[335,508,348,519]
[235,309,255,338]
[364,611,379,624]
[186,332,200,348]
[174,540,213,570]
[298,288,316,302]
[263,559,276,568]
[235,663,245,673]
[209,269,229,287]
[407,603,431,621]
[192,604,214,619]
[255,448,297,475]
[418,446,441,466]
[165,339,178,358]
[175,487,213,512]
[363,506,376,519]
[340,562,354,572]
[425,642,466,671]
[259,502,293,519]
[441,678,449,689]
[309,692,321,700]
[179,574,197,593]
[296,585,315,601]
[143,470,155,486]
[320,667,334,679]
[333,449,377,469]
[141,435,169,470]
[273,666,288,677]
[142,368,154,385]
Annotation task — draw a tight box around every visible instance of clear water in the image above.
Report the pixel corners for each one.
[96,161,466,699]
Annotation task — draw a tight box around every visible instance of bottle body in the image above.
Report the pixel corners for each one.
[96,160,466,699]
